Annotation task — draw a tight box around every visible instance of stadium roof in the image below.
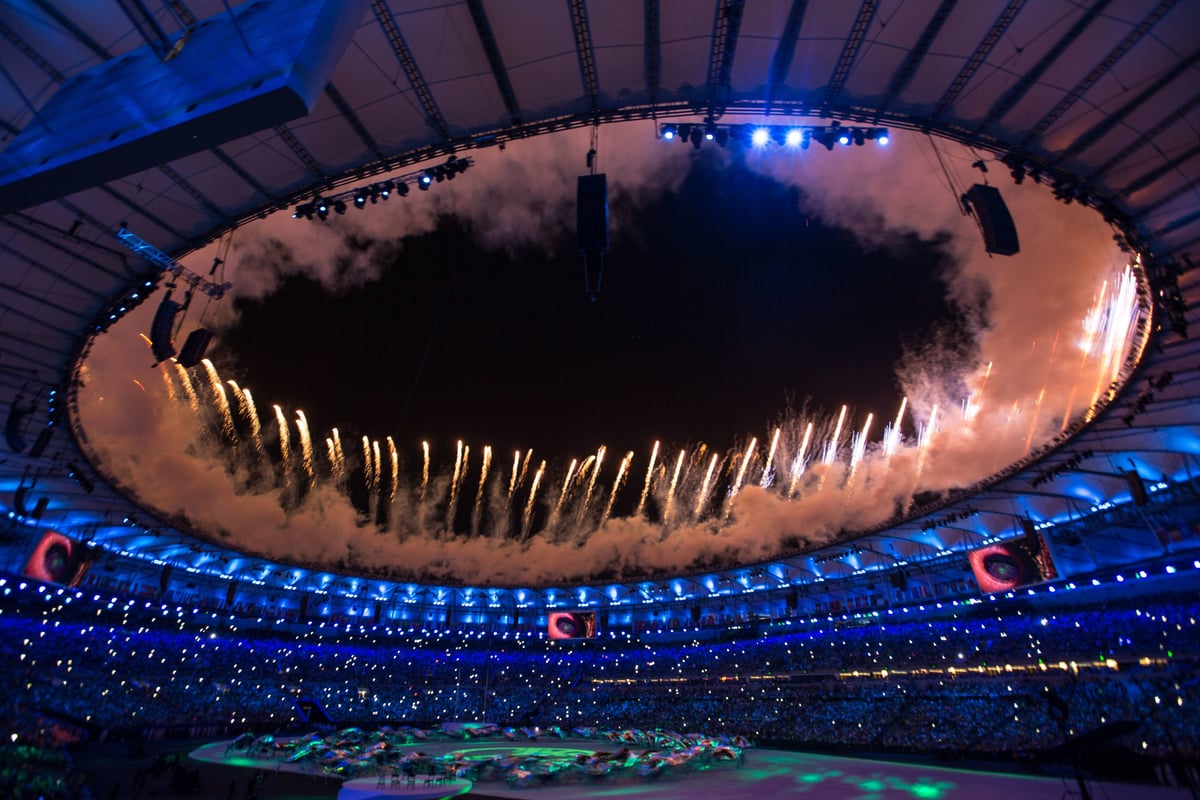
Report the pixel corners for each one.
[1,0,1197,603]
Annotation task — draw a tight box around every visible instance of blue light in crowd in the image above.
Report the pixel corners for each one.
[751,128,770,146]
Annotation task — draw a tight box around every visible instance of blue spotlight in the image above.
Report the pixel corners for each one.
[751,127,770,146]
[662,126,675,140]
[878,133,890,146]
[837,132,851,146]
[785,129,803,147]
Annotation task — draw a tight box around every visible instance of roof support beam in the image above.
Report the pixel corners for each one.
[644,0,660,105]
[208,146,277,203]
[978,0,1113,134]
[1118,142,1200,198]
[705,0,745,120]
[1054,47,1200,166]
[157,164,230,222]
[31,0,112,61]
[0,237,107,303]
[0,18,64,83]
[823,0,876,107]
[370,0,451,141]
[764,0,807,112]
[273,124,327,180]
[1021,0,1178,147]
[465,0,522,126]
[930,0,1025,122]
[876,0,957,116]
[97,185,187,243]
[113,0,173,60]
[567,0,600,112]
[1086,90,1200,182]
[324,82,385,160]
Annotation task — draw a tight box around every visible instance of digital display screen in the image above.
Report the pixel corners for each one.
[23,531,91,587]
[969,532,1058,594]
[548,611,597,640]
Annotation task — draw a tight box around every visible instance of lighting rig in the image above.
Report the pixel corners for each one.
[660,121,889,151]
[292,155,474,221]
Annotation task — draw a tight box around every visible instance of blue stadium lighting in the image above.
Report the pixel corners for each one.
[751,127,770,146]
[785,129,803,147]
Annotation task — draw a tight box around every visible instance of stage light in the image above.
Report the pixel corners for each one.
[704,125,716,141]
[715,128,729,148]
[852,128,865,146]
[379,181,393,199]
[395,181,409,197]
[878,133,889,146]
[785,129,803,147]
[332,200,347,215]
[838,132,851,145]
[419,173,433,190]
[689,127,702,149]
[677,123,693,142]
[751,127,770,146]
[353,192,366,208]
[661,125,676,140]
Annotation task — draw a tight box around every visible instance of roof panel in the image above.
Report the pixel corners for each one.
[589,0,647,103]
[658,0,717,99]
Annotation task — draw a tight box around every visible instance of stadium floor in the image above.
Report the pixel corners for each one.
[187,738,1191,800]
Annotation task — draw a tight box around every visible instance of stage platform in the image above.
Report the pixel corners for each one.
[192,738,1189,800]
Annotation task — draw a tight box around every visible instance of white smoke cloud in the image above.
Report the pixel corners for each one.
[75,122,1135,586]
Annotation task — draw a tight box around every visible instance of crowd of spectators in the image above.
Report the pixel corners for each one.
[1,570,1197,793]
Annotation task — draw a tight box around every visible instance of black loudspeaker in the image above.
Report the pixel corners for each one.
[30,496,49,521]
[225,580,239,608]
[965,184,1019,256]
[299,594,309,621]
[690,605,701,624]
[5,403,27,452]
[1020,517,1037,537]
[890,571,908,591]
[177,328,213,368]
[29,427,53,458]
[1124,471,1149,506]
[159,565,173,595]
[150,297,181,363]
[373,603,383,624]
[577,174,609,253]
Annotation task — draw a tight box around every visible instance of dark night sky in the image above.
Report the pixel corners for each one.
[215,157,958,462]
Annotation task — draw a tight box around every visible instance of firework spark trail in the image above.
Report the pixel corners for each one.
[295,411,315,487]
[914,403,938,484]
[272,404,290,485]
[787,422,814,498]
[664,450,686,524]
[239,387,265,455]
[636,441,660,516]
[847,413,873,488]
[694,452,721,519]
[160,365,176,402]
[1086,266,1142,412]
[761,428,780,487]
[822,405,848,465]
[420,441,430,500]
[373,439,383,504]
[725,437,757,519]
[331,428,345,484]
[172,363,201,414]
[325,438,337,476]
[580,446,606,516]
[471,445,492,536]
[448,440,465,528]
[506,450,520,508]
[201,360,236,441]
[517,449,533,492]
[387,437,399,506]
[361,436,375,495]
[550,457,579,529]
[602,451,634,527]
[883,398,907,457]
[521,460,546,539]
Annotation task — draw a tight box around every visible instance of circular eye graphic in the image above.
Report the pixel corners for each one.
[24,531,83,585]
[554,615,578,636]
[548,611,596,640]
[970,543,1036,593]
